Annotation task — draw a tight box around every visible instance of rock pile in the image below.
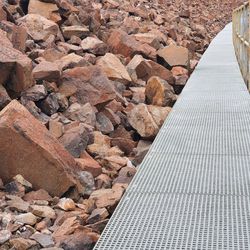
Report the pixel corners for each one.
[0,0,244,249]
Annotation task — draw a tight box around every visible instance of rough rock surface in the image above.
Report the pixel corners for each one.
[60,66,116,106]
[97,53,132,84]
[0,30,33,92]
[0,101,79,197]
[146,76,176,106]
[17,14,59,42]
[127,103,171,138]
[0,0,244,248]
[157,45,190,69]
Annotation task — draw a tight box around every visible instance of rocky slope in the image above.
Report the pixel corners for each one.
[0,0,244,249]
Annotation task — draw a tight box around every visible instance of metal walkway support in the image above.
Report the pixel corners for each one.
[94,24,250,249]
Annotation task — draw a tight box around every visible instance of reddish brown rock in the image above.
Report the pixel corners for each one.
[0,30,33,92]
[61,25,89,39]
[97,53,132,84]
[41,48,66,63]
[49,120,64,138]
[157,45,190,69]
[64,103,96,127]
[0,100,80,197]
[114,166,137,185]
[86,208,109,224]
[28,0,61,23]
[33,61,61,81]
[130,87,145,104]
[0,85,11,110]
[58,230,99,250]
[56,0,79,18]
[102,108,121,126]
[171,66,189,77]
[133,32,164,50]
[111,137,137,155]
[55,53,88,71]
[102,155,127,171]
[9,238,38,249]
[60,66,116,106]
[127,55,175,84]
[127,103,171,138]
[0,21,27,53]
[145,76,176,106]
[133,140,152,165]
[23,189,52,202]
[81,37,108,56]
[0,4,6,22]
[122,16,140,34]
[56,198,76,211]
[90,184,125,209]
[107,29,156,60]
[17,14,59,42]
[171,66,189,93]
[76,151,102,177]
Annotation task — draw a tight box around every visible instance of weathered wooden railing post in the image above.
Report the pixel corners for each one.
[232,2,250,89]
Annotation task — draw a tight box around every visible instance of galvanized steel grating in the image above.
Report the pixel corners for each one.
[128,154,250,195]
[95,194,250,250]
[94,24,250,249]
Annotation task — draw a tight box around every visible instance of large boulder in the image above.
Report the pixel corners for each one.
[145,76,176,106]
[60,66,116,106]
[157,45,190,69]
[127,103,171,138]
[0,100,80,197]
[0,30,33,92]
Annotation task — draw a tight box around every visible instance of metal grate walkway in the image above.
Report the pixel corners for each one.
[94,24,250,250]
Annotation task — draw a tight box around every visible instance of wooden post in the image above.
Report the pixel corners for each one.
[248,0,250,90]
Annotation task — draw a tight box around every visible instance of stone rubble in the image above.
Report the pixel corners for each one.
[0,0,243,249]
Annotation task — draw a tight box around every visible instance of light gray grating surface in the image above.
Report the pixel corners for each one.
[94,24,250,249]
[95,194,250,250]
[128,154,250,195]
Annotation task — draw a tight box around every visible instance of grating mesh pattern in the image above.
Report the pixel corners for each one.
[128,154,250,195]
[94,24,250,249]
[95,194,250,250]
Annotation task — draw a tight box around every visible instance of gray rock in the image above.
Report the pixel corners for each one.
[38,93,60,116]
[15,212,38,226]
[0,85,11,110]
[59,124,89,157]
[0,230,11,244]
[79,171,95,196]
[30,205,56,219]
[64,102,96,127]
[31,232,54,248]
[96,112,114,135]
[21,85,47,102]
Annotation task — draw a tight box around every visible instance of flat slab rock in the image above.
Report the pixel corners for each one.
[0,100,80,197]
